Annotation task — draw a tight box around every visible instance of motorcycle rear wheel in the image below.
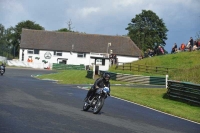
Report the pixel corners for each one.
[93,97,105,114]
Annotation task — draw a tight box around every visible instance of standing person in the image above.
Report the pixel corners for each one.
[159,46,164,55]
[189,37,194,49]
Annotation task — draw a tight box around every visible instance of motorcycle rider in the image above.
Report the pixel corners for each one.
[1,63,5,72]
[85,72,111,101]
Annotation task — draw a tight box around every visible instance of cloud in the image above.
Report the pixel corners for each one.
[0,0,200,52]
[1,0,24,12]
[0,0,27,28]
[79,7,100,18]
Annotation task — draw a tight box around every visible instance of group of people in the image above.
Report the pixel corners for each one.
[144,45,165,58]
[109,54,117,65]
[171,37,200,54]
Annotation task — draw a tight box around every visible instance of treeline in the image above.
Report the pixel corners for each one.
[0,20,75,59]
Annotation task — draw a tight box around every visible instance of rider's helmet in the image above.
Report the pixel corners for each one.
[103,73,110,82]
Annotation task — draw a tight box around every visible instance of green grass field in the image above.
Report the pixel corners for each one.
[36,51,200,123]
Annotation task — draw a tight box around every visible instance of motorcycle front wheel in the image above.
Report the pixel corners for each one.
[83,100,90,111]
[93,97,105,114]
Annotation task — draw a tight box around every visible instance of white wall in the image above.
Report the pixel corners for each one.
[117,55,138,63]
[0,56,7,63]
[19,49,106,66]
[19,49,139,70]
[98,59,110,71]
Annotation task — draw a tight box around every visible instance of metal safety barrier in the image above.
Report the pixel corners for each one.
[167,80,200,105]
[52,63,85,70]
[99,70,167,86]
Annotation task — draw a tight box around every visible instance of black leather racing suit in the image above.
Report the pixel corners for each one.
[86,77,110,99]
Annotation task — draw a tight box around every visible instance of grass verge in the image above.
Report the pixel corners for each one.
[111,87,200,123]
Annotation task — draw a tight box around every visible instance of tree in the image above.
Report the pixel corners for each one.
[11,20,44,58]
[57,28,72,32]
[0,24,14,57]
[126,10,168,52]
[195,31,200,41]
[57,20,74,32]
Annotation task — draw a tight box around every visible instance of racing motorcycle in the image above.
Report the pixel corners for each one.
[0,65,5,76]
[83,87,110,114]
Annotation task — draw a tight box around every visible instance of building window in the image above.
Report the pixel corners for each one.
[34,49,39,54]
[77,53,86,58]
[54,51,62,56]
[28,49,34,54]
[27,49,39,54]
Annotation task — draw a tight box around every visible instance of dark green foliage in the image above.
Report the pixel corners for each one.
[11,20,44,57]
[57,28,72,32]
[0,24,14,57]
[126,10,168,52]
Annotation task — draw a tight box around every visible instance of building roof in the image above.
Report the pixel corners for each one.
[20,29,142,57]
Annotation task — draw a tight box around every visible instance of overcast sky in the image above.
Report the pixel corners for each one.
[0,0,200,53]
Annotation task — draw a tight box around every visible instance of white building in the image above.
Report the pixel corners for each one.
[18,29,142,70]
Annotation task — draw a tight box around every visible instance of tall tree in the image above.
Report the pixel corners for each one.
[57,20,74,32]
[0,24,14,57]
[12,20,44,57]
[0,24,6,45]
[126,10,168,52]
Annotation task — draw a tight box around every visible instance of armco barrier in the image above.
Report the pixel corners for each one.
[167,80,200,105]
[99,70,166,85]
[52,63,85,70]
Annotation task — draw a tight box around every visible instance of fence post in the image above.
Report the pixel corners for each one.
[93,65,95,79]
[166,75,168,89]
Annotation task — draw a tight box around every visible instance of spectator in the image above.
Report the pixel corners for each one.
[197,40,200,50]
[198,40,200,47]
[189,37,193,49]
[194,41,198,47]
[180,43,186,51]
[186,42,191,51]
[144,51,148,58]
[171,43,177,54]
[113,54,117,64]
[158,46,164,55]
[148,49,154,57]
[193,45,197,51]
[154,45,158,55]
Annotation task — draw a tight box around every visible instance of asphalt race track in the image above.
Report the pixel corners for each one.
[0,68,199,133]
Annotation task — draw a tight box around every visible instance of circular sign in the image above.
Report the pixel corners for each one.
[44,52,52,59]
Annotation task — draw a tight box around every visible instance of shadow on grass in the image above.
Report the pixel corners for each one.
[162,93,200,107]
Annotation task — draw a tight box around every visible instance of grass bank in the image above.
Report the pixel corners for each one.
[110,51,200,84]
